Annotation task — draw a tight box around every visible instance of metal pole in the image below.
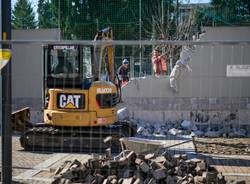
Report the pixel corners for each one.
[176,0,179,32]
[161,0,164,27]
[58,0,61,40]
[139,0,142,75]
[0,0,2,38]
[96,19,99,31]
[0,0,2,128]
[1,0,12,183]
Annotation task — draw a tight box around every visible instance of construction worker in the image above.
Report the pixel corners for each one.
[151,48,167,77]
[117,59,130,87]
[52,50,73,75]
[169,42,196,92]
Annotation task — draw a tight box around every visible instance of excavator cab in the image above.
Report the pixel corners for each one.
[43,28,119,127]
[44,45,93,90]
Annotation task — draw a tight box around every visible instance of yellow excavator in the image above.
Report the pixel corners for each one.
[12,27,136,152]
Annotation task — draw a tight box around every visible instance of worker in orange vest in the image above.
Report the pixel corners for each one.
[151,48,167,77]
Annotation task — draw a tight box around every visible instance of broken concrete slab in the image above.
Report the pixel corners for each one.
[117,107,130,121]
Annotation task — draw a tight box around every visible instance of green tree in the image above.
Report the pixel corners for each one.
[36,0,200,41]
[48,0,139,40]
[12,0,37,29]
[38,0,57,28]
[211,0,250,24]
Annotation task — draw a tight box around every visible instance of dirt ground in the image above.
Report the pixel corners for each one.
[194,137,250,155]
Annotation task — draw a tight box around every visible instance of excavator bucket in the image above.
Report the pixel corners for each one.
[11,107,33,132]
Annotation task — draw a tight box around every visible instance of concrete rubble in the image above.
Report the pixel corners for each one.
[134,119,250,138]
[52,149,229,184]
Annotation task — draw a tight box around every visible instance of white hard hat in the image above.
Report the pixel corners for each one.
[122,59,129,64]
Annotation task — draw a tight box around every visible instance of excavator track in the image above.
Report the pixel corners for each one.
[20,121,137,153]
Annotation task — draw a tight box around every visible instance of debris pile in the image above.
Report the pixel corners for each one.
[52,150,227,184]
[194,138,250,155]
[135,119,250,138]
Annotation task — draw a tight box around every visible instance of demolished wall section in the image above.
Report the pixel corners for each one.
[122,27,250,136]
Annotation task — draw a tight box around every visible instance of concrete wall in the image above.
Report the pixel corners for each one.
[12,29,60,122]
[11,27,250,125]
[123,27,250,125]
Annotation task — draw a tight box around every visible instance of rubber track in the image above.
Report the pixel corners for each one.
[20,121,137,153]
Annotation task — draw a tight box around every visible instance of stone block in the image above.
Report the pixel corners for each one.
[202,172,217,183]
[123,169,135,178]
[194,176,205,184]
[126,151,137,163]
[95,174,105,184]
[152,168,167,180]
[145,153,155,160]
[122,177,134,184]
[147,178,157,184]
[165,176,180,184]
[150,161,162,170]
[163,160,174,169]
[197,161,206,171]
[133,178,143,184]
[139,161,150,173]
[102,179,108,184]
[151,156,166,163]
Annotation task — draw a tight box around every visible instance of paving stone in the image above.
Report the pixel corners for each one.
[139,161,150,173]
[152,168,167,180]
[165,175,180,184]
[146,178,157,184]
[151,156,166,163]
[197,161,206,171]
[121,177,134,184]
[133,177,143,184]
[144,153,155,160]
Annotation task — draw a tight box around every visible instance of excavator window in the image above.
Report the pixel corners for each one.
[96,93,119,108]
[50,47,79,78]
[82,47,92,79]
[44,45,94,89]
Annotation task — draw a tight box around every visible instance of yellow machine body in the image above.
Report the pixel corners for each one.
[44,82,118,127]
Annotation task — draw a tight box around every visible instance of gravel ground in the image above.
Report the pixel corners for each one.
[195,137,250,155]
[0,136,55,177]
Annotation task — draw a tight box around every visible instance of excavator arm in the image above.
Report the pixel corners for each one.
[93,27,115,83]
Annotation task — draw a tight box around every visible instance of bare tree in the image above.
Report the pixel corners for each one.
[141,0,199,71]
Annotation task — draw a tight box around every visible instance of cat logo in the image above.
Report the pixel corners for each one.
[57,94,84,109]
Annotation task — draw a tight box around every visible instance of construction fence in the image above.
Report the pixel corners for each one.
[3,39,250,183]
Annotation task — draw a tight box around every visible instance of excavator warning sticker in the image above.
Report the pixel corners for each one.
[96,88,112,94]
[0,49,11,70]
[57,94,84,109]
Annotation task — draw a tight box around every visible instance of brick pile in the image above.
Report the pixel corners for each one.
[52,150,229,184]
